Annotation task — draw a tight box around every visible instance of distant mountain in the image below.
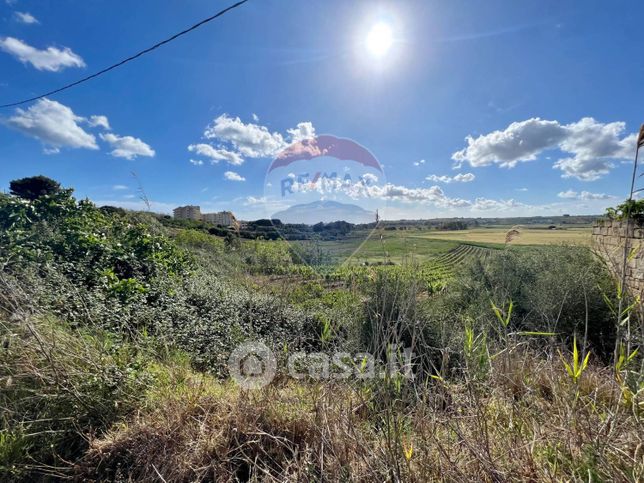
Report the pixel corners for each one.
[272,200,375,224]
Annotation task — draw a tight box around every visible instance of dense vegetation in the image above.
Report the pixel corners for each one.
[1,177,642,481]
[605,198,644,221]
[158,215,372,242]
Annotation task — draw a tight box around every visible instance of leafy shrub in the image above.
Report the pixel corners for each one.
[154,268,322,373]
[0,190,189,287]
[174,228,225,254]
[605,199,644,221]
[435,246,616,356]
[240,239,295,275]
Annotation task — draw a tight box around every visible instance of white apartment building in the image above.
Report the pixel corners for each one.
[173,206,237,227]
[173,205,202,220]
[203,211,237,227]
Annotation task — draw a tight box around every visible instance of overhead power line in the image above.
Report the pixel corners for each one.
[0,0,249,109]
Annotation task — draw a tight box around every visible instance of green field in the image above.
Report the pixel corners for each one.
[298,231,461,265]
[295,225,591,265]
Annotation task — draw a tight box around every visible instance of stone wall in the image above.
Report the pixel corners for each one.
[592,218,644,297]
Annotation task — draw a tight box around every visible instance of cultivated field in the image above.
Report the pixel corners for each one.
[305,225,592,265]
[417,226,592,245]
[302,232,460,265]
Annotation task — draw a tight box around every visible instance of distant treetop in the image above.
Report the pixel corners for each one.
[9,175,62,200]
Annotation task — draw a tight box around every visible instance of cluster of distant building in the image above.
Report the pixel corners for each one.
[173,205,237,227]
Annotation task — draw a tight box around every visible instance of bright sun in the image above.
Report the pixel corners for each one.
[365,22,393,57]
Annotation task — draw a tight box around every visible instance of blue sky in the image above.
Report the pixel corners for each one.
[1,0,643,219]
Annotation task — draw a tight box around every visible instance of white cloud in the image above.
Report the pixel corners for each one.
[363,183,472,208]
[367,184,446,202]
[557,189,613,200]
[204,114,286,158]
[287,175,471,208]
[88,115,110,130]
[453,118,565,168]
[554,118,634,180]
[244,196,267,205]
[287,121,316,142]
[188,144,215,157]
[426,173,475,183]
[190,115,316,167]
[4,98,97,151]
[189,158,204,166]
[14,12,38,24]
[426,175,451,183]
[362,173,379,184]
[286,175,549,213]
[2,98,154,160]
[187,143,243,165]
[413,159,426,166]
[252,113,260,122]
[557,189,578,199]
[224,170,245,182]
[452,117,635,180]
[580,191,613,200]
[472,198,523,211]
[515,187,528,192]
[236,195,293,219]
[0,36,84,71]
[454,173,476,183]
[552,157,613,181]
[100,133,155,160]
[112,184,128,191]
[215,149,244,165]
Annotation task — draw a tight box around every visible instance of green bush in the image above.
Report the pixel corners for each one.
[605,199,644,221]
[0,180,324,376]
[0,190,189,287]
[435,246,616,356]
[240,239,295,275]
[174,228,225,253]
[153,267,322,373]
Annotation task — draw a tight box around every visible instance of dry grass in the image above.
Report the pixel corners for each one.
[417,227,591,246]
[78,372,382,482]
[2,307,641,481]
[75,353,643,482]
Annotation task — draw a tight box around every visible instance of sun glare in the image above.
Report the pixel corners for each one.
[366,22,393,57]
